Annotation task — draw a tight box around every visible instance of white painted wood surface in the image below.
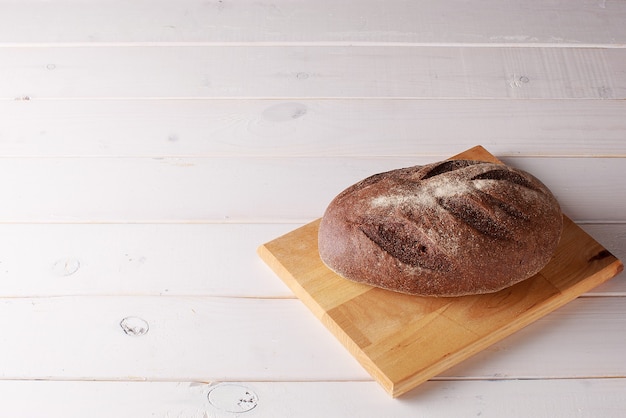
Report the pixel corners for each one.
[2,46,626,99]
[1,1,624,416]
[0,296,625,381]
[2,0,626,46]
[3,99,626,157]
[2,379,625,418]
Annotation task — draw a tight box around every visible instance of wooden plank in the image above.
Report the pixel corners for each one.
[0,223,295,298]
[1,0,626,45]
[3,99,626,158]
[257,146,623,397]
[0,156,623,222]
[2,46,625,99]
[1,379,625,418]
[0,223,622,299]
[441,294,626,380]
[0,295,367,381]
[0,296,624,382]
[580,223,626,295]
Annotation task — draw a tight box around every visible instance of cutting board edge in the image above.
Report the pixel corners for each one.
[450,144,502,164]
[390,258,623,397]
[257,243,326,319]
[257,241,395,393]
[556,256,623,298]
[318,312,396,395]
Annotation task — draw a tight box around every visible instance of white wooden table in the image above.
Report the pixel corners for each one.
[1,1,625,416]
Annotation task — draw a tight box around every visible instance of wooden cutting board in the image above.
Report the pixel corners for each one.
[257,145,623,398]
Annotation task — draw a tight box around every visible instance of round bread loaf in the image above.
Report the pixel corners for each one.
[318,159,563,297]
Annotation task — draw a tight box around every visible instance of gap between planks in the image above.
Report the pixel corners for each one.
[2,42,626,48]
[1,375,623,382]
[5,96,626,102]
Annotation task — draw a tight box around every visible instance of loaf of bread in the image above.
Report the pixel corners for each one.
[318,159,563,297]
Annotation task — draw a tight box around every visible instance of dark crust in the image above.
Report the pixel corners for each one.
[318,160,563,297]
